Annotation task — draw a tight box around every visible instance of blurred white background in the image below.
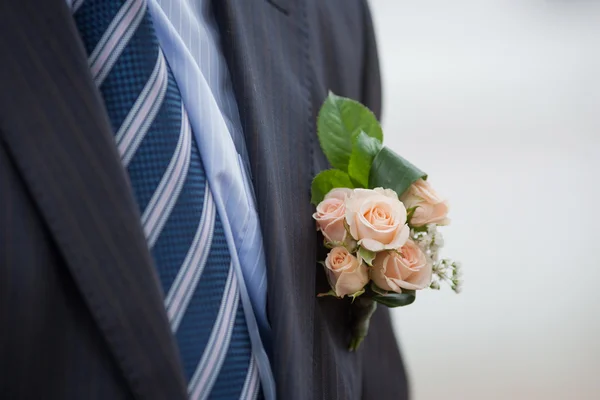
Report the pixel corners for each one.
[368,1,600,399]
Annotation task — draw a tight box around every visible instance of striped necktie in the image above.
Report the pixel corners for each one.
[71,0,261,398]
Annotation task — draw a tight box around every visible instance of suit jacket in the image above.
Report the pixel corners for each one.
[0,0,410,399]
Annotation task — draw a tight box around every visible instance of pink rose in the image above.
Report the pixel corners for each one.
[324,247,369,297]
[313,188,353,243]
[371,240,432,292]
[345,188,410,252]
[401,179,449,226]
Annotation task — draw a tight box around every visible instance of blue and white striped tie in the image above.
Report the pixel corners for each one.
[72,0,261,398]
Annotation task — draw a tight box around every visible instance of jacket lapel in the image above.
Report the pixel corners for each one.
[0,1,187,399]
[213,1,319,398]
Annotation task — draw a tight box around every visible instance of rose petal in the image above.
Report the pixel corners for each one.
[393,257,432,290]
[322,217,347,243]
[371,253,396,291]
[325,247,356,273]
[402,180,450,226]
[390,263,432,290]
[335,262,369,297]
[358,237,386,252]
[325,187,353,201]
[356,216,397,244]
[373,187,400,200]
[386,224,410,249]
[372,248,432,293]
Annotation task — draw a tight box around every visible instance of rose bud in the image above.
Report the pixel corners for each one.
[313,188,353,244]
[371,240,432,293]
[401,179,449,227]
[324,247,369,298]
[345,188,410,252]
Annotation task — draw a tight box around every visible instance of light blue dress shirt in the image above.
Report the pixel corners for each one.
[147,0,275,394]
[146,0,270,337]
[66,0,274,396]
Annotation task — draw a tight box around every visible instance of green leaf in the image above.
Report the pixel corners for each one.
[311,169,354,205]
[370,282,388,296]
[372,287,416,308]
[348,131,383,188]
[369,147,427,197]
[349,288,366,303]
[317,289,338,298]
[317,92,383,171]
[406,206,417,225]
[357,247,376,266]
[411,224,428,233]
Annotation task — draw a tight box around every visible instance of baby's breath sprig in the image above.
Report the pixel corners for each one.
[411,224,462,293]
[431,259,463,293]
[429,280,441,290]
[412,224,443,262]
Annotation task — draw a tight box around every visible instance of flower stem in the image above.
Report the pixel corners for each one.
[348,296,377,351]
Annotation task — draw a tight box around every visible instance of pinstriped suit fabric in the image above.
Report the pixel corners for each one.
[0,146,133,400]
[213,1,409,399]
[0,0,187,398]
[0,0,409,399]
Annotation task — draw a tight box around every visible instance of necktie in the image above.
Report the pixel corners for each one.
[72,1,261,398]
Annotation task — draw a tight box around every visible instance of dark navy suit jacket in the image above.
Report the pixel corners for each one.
[0,0,410,398]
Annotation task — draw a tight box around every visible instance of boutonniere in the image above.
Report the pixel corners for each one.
[312,92,462,351]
